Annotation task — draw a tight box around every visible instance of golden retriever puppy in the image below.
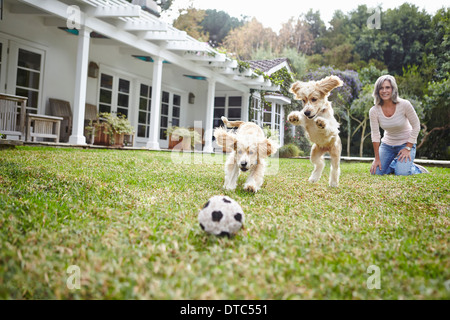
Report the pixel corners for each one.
[214,116,278,193]
[287,75,343,187]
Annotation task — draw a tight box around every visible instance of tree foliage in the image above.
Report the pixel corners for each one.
[200,9,245,47]
[170,3,449,158]
[172,8,209,42]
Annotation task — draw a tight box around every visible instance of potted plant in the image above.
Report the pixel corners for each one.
[166,126,201,151]
[87,113,134,147]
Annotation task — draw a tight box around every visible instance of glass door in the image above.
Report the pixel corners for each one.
[7,42,45,114]
[137,83,152,139]
[159,91,182,148]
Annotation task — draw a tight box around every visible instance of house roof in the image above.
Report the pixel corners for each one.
[246,58,291,75]
[16,0,279,92]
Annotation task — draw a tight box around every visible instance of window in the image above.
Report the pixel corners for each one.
[228,96,242,120]
[98,72,131,118]
[274,104,281,133]
[250,95,262,126]
[1,39,45,113]
[160,91,169,140]
[15,48,43,114]
[213,97,225,128]
[159,91,182,140]
[117,78,130,117]
[213,96,242,128]
[137,84,152,138]
[172,94,181,127]
[263,104,272,129]
[99,73,113,113]
[252,95,284,144]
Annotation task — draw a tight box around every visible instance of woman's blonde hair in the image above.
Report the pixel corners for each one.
[373,75,399,106]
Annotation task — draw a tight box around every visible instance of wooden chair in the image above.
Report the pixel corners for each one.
[0,94,27,140]
[48,98,72,142]
[27,114,63,143]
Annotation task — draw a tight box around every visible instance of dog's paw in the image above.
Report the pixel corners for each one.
[315,118,326,129]
[223,184,236,191]
[308,176,320,184]
[288,112,301,125]
[329,181,339,188]
[244,184,257,193]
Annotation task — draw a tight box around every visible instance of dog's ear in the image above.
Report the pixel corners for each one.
[258,138,278,158]
[289,81,304,100]
[214,127,237,152]
[317,76,343,95]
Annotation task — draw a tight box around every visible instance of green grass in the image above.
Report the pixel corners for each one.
[0,146,449,299]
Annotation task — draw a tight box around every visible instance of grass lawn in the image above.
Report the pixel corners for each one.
[0,146,449,299]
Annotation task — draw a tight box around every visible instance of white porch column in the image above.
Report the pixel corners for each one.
[242,91,250,122]
[203,78,216,153]
[146,56,163,150]
[280,105,285,146]
[69,27,91,145]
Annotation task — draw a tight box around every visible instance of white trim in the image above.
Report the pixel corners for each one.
[0,36,8,93]
[265,94,291,105]
[265,61,293,76]
[0,31,49,52]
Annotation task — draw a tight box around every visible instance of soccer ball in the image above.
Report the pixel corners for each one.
[198,195,245,237]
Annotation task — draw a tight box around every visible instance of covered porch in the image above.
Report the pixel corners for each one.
[0,0,279,151]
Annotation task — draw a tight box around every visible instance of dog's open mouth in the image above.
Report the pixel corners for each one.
[307,113,317,120]
[240,167,249,172]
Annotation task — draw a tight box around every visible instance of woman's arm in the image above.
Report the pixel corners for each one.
[397,101,420,162]
[369,107,382,174]
[405,101,421,144]
[370,142,382,174]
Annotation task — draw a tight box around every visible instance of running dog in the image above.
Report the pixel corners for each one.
[214,116,278,193]
[287,75,343,187]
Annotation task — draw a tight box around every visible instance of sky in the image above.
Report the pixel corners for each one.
[161,0,448,32]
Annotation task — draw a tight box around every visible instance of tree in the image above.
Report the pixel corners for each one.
[424,8,450,82]
[420,77,450,159]
[172,7,209,42]
[304,9,327,54]
[223,18,277,60]
[277,17,314,54]
[382,4,432,74]
[350,85,374,157]
[200,9,245,47]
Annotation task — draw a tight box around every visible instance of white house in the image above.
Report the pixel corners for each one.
[0,0,289,150]
[246,58,293,147]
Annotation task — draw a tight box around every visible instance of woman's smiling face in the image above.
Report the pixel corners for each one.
[379,80,393,102]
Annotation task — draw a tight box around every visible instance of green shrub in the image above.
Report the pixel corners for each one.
[279,143,303,158]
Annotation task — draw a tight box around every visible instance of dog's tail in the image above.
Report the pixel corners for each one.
[221,116,245,128]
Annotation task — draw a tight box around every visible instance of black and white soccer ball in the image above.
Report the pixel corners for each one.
[198,195,245,237]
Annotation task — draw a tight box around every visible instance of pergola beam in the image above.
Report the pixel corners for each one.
[141,30,187,41]
[118,20,167,32]
[184,52,227,63]
[87,5,141,18]
[163,41,210,52]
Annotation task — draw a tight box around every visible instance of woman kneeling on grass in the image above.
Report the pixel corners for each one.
[369,75,429,175]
